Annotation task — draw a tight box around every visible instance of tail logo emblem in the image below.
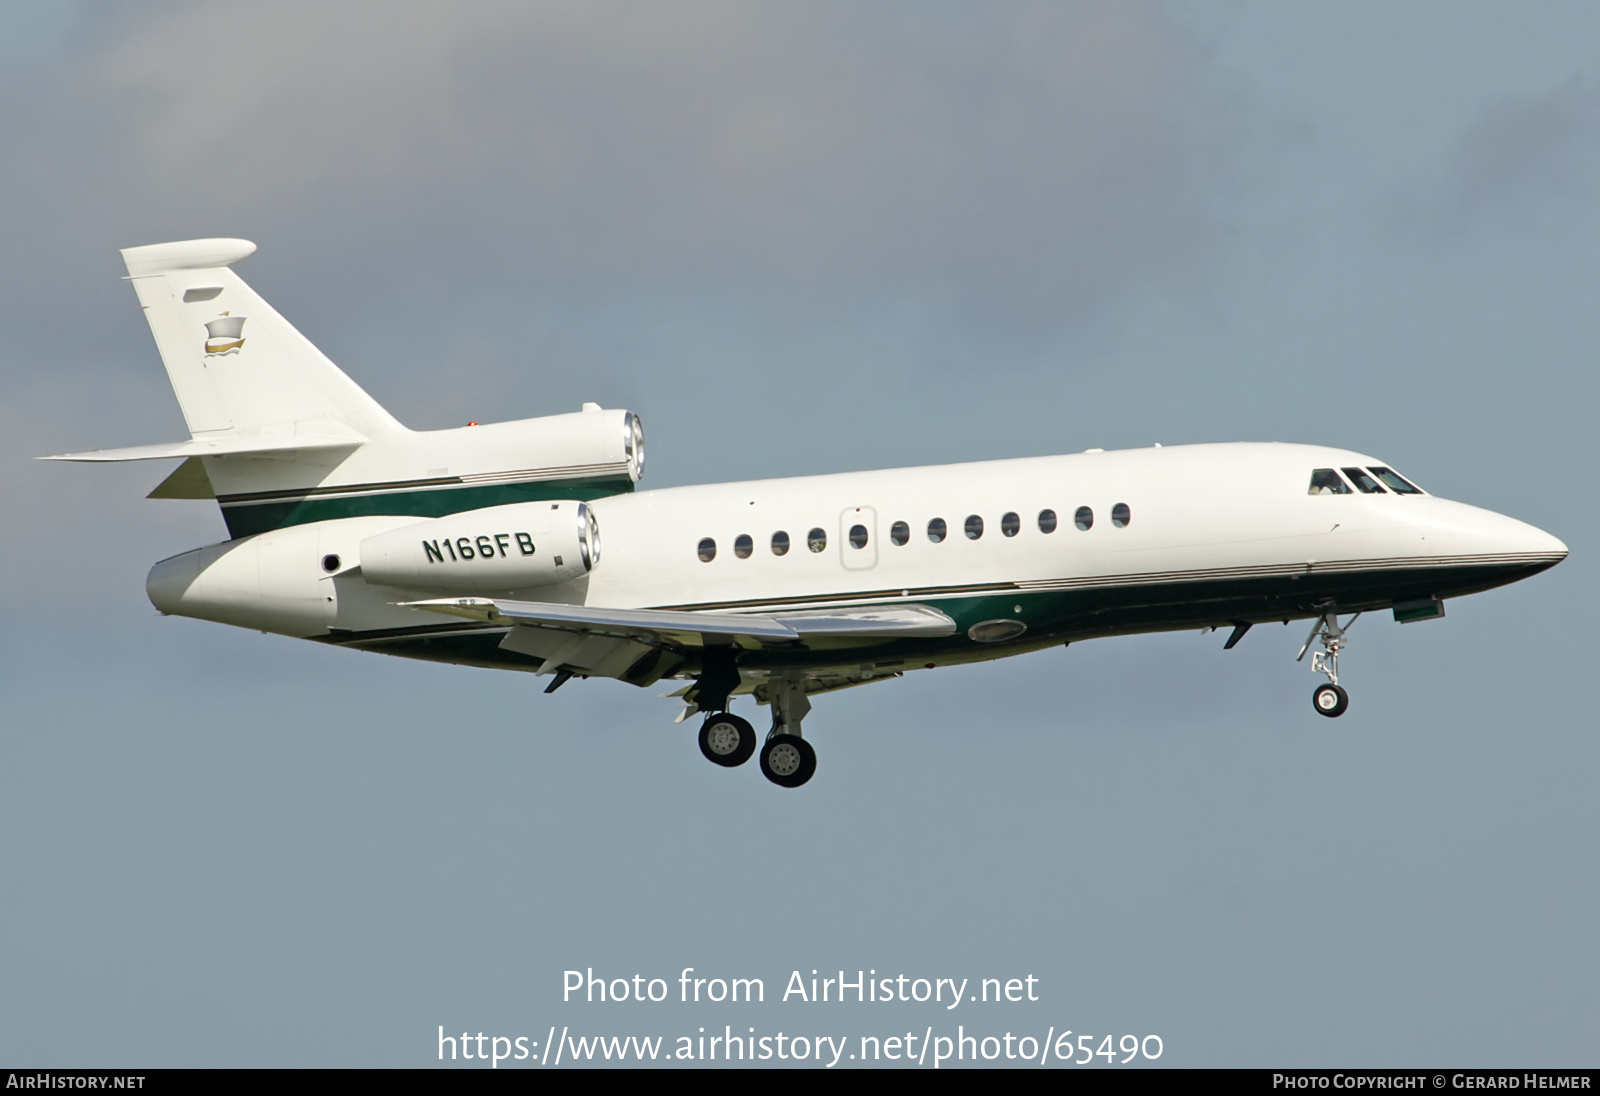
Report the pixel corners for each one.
[204,313,246,356]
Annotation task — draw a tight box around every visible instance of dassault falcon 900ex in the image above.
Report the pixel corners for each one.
[48,239,1568,788]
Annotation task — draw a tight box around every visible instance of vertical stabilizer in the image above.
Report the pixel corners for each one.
[120,239,403,440]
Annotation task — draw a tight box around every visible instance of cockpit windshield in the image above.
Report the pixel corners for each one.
[1368,466,1424,494]
[1308,468,1351,495]
[1342,467,1387,494]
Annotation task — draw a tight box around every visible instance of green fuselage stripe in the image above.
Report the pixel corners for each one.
[219,476,634,537]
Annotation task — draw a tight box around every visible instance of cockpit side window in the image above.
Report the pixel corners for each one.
[1369,467,1424,494]
[1341,467,1387,494]
[1308,468,1352,495]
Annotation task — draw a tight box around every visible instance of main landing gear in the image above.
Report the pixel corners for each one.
[693,674,817,788]
[1297,608,1359,718]
[759,676,816,788]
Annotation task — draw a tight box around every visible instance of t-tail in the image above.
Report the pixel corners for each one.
[44,239,643,537]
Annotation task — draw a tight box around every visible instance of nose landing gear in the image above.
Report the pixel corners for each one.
[1298,608,1360,718]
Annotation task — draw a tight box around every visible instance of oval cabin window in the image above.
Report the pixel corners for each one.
[807,528,827,553]
[1075,507,1093,531]
[890,521,910,546]
[927,518,947,543]
[697,538,717,562]
[1038,509,1058,534]
[1112,503,1131,528]
[734,534,753,558]
[771,531,790,556]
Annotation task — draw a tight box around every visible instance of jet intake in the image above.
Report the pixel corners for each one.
[359,501,599,594]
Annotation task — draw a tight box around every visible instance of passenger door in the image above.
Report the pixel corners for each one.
[839,506,878,571]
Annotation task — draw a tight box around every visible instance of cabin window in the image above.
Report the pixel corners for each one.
[1038,509,1058,534]
[1342,467,1387,494]
[1074,506,1093,531]
[697,538,717,562]
[1112,502,1131,528]
[890,521,910,545]
[927,518,947,543]
[965,515,984,540]
[807,527,827,553]
[1308,468,1351,495]
[849,524,869,549]
[734,534,753,558]
[1369,466,1423,494]
[771,531,790,556]
[1001,512,1020,537]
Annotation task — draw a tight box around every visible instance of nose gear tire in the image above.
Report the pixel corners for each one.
[1313,683,1349,718]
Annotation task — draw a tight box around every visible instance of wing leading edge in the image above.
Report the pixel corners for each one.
[403,596,956,645]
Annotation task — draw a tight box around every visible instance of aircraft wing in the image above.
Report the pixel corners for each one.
[400,597,953,691]
[402,596,956,645]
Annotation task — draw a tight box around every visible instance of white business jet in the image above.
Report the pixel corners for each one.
[47,239,1567,788]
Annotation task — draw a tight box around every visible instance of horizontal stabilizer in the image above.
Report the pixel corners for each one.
[41,430,365,462]
[403,598,956,647]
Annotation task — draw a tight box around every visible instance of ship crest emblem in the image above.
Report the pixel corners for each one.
[204,313,246,356]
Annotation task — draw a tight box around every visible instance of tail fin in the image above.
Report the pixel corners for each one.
[119,238,403,440]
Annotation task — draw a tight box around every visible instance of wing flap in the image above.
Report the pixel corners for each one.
[403,597,797,647]
[495,600,800,642]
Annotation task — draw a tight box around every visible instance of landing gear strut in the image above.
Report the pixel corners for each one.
[1298,608,1359,718]
[688,646,760,769]
[760,676,816,788]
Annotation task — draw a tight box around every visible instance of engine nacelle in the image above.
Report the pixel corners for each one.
[358,500,599,594]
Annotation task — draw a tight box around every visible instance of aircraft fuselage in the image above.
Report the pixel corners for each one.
[147,441,1565,680]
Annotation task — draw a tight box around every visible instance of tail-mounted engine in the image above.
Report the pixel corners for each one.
[360,501,600,595]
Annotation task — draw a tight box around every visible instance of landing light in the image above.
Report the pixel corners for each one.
[968,619,1027,643]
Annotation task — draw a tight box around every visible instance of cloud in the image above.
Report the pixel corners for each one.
[62,0,1225,323]
[1410,79,1600,236]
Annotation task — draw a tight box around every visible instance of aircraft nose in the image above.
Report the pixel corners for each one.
[1484,512,1567,559]
[1527,525,1569,559]
[1418,499,1567,562]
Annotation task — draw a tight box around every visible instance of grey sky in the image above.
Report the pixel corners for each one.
[2,1,1596,1067]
